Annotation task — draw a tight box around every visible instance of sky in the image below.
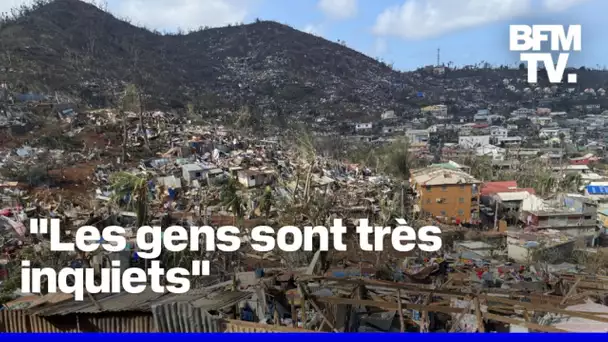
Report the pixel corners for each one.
[0,0,604,70]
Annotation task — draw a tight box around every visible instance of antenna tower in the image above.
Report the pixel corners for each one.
[436,48,441,66]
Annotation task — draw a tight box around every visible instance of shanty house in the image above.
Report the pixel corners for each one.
[237,170,274,188]
[182,164,205,185]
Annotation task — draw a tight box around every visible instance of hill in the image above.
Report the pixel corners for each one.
[1,0,608,119]
[0,0,410,116]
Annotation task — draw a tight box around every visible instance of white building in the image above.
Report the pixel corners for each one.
[405,129,430,144]
[550,111,568,118]
[511,108,535,118]
[539,128,570,140]
[182,164,205,185]
[490,126,508,140]
[381,110,396,120]
[237,169,275,188]
[458,135,491,149]
[497,136,523,145]
[531,116,553,126]
[427,124,445,133]
[551,165,602,182]
[382,125,405,134]
[355,122,373,131]
[475,144,506,161]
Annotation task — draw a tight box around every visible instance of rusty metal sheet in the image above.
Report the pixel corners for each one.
[0,310,29,332]
[223,320,320,333]
[87,315,155,332]
[152,302,222,332]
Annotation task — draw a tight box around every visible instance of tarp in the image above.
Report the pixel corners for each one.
[586,185,608,194]
[548,301,608,332]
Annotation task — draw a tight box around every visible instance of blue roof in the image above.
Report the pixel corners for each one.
[587,185,608,194]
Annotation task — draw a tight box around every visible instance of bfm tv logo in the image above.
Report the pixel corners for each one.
[510,25,581,84]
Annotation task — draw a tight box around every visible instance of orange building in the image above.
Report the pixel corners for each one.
[411,166,481,224]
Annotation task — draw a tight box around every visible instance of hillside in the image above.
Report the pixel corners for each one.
[1,0,608,118]
[0,0,410,115]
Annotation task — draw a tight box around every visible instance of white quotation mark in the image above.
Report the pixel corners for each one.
[191,260,210,276]
[30,218,60,234]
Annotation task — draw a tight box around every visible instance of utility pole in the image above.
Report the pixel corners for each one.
[493,200,498,231]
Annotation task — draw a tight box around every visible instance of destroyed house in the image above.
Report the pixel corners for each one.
[507,230,577,264]
[237,170,274,188]
[206,168,224,185]
[0,287,293,333]
[520,195,598,238]
[411,166,481,223]
[484,190,535,227]
[181,164,205,185]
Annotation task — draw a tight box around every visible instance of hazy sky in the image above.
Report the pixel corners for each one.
[1,0,603,70]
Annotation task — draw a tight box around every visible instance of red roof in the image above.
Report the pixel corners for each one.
[481,181,517,195]
[484,181,517,188]
[481,181,536,196]
[569,158,590,165]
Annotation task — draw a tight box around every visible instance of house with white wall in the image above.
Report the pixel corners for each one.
[476,144,506,161]
[458,135,491,149]
[490,126,508,140]
[355,122,373,131]
[405,129,430,144]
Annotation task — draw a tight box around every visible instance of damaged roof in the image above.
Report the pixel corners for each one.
[26,285,252,317]
[411,166,480,186]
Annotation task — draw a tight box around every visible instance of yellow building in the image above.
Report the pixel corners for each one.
[421,104,448,117]
[597,209,608,228]
[411,166,481,224]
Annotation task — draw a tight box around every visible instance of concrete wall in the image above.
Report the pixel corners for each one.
[508,241,575,263]
[416,183,479,222]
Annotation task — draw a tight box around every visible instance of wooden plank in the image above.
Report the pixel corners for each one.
[299,284,338,332]
[313,296,466,314]
[475,297,484,332]
[561,278,581,306]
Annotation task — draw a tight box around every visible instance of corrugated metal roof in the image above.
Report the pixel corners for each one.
[1,309,154,332]
[29,288,252,317]
[191,291,253,310]
[152,303,222,332]
[29,290,164,316]
[412,167,479,186]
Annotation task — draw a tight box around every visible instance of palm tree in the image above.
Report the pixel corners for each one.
[109,171,150,227]
[380,137,413,218]
[258,185,273,220]
[295,130,317,202]
[465,155,493,181]
[560,173,582,193]
[122,84,151,153]
[220,178,244,224]
[381,137,412,179]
